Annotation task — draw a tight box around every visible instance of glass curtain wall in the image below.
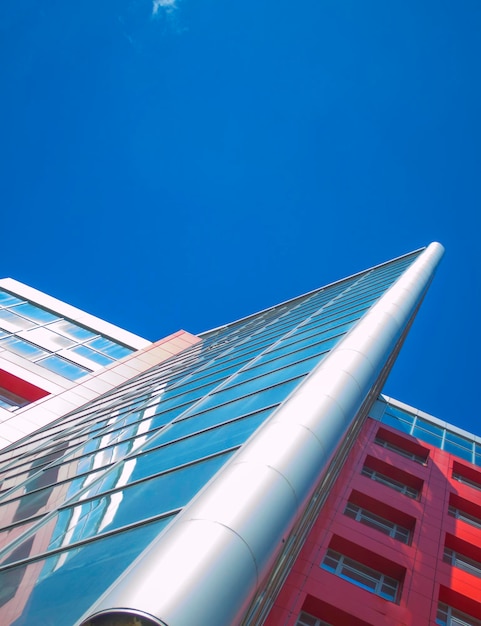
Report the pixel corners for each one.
[0,251,421,625]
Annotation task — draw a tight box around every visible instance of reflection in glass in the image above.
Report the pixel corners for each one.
[0,517,173,625]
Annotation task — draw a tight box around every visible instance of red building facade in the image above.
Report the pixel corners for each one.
[266,409,481,626]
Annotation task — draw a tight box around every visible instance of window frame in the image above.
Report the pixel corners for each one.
[321,549,400,602]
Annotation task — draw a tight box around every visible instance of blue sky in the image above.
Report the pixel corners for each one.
[1,1,480,434]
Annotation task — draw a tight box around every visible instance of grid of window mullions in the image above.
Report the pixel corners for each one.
[436,602,481,626]
[321,549,398,601]
[0,509,181,573]
[444,548,481,578]
[164,304,353,400]
[212,296,326,352]
[295,612,331,626]
[311,285,383,313]
[4,371,184,460]
[0,370,291,508]
[87,376,282,451]
[453,472,481,491]
[361,466,418,498]
[374,437,427,464]
[0,294,365,477]
[379,407,481,468]
[0,301,133,374]
[0,407,157,481]
[0,390,142,462]
[0,403,277,519]
[218,349,326,394]
[0,447,238,568]
[0,443,241,549]
[448,506,481,531]
[0,401,154,476]
[0,349,211,461]
[201,279,360,344]
[204,298,318,345]
[344,273,404,294]
[179,358,310,420]
[302,304,371,330]
[1,294,368,476]
[344,503,410,543]
[0,464,110,513]
[236,334,339,375]
[306,303,358,325]
[159,330,337,406]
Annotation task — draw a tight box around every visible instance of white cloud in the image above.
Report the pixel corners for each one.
[152,0,177,15]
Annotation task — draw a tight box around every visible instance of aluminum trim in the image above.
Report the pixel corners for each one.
[80,243,444,626]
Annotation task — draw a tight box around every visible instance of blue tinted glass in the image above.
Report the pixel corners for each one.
[0,337,48,359]
[47,432,140,474]
[167,361,244,396]
[48,452,234,547]
[443,439,473,462]
[147,378,301,447]
[415,418,443,437]
[50,320,97,341]
[14,303,59,324]
[71,345,115,366]
[205,357,317,404]
[412,427,443,448]
[240,338,335,377]
[256,335,340,364]
[121,409,272,483]
[225,353,323,388]
[0,469,104,525]
[380,411,413,435]
[0,517,173,626]
[143,405,192,433]
[39,355,91,380]
[280,319,354,348]
[310,308,368,330]
[0,309,36,329]
[151,381,221,413]
[88,337,132,359]
[444,431,472,450]
[0,291,23,306]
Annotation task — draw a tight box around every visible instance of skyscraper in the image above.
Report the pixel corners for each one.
[2,242,476,626]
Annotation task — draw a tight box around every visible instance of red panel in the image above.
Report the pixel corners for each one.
[375,426,430,462]
[303,595,372,626]
[0,369,49,403]
[265,416,481,626]
[439,585,481,620]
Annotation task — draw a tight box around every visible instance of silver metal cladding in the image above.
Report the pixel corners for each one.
[79,242,444,626]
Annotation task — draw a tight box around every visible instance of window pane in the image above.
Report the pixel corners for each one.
[87,337,132,359]
[13,303,59,324]
[0,291,23,306]
[71,345,115,366]
[0,336,48,359]
[0,517,173,626]
[39,355,91,380]
[47,452,234,548]
[49,320,97,341]
[0,309,36,330]
[381,411,413,435]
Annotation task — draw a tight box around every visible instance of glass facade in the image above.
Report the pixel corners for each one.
[321,549,399,601]
[374,400,481,467]
[0,251,423,624]
[0,290,133,380]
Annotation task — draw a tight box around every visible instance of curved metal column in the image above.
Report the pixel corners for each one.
[80,243,444,626]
